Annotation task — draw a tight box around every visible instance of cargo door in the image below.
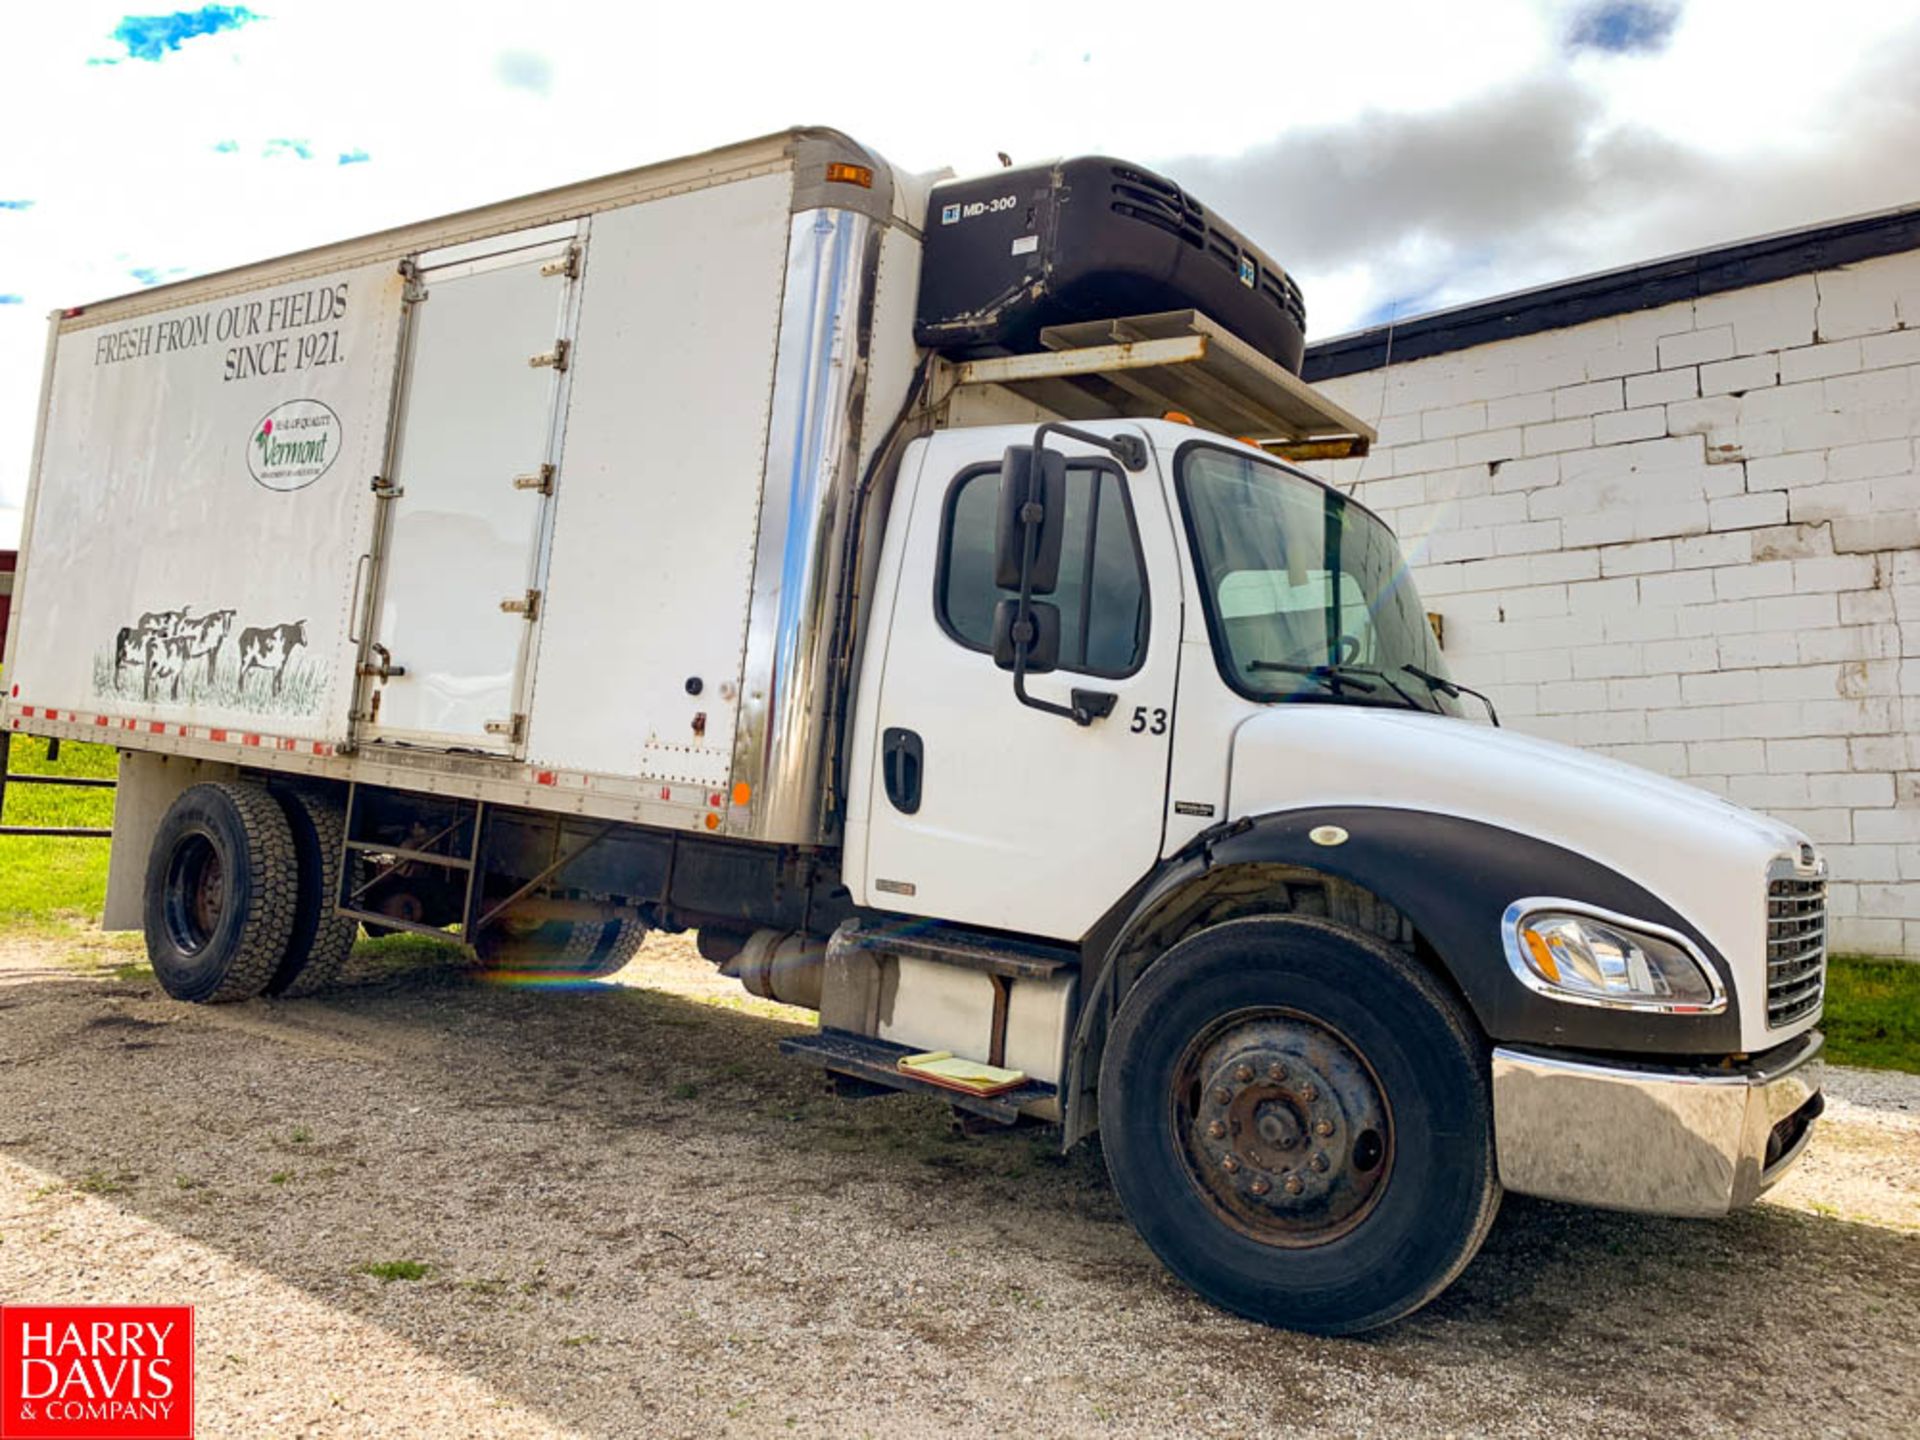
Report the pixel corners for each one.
[362,224,582,752]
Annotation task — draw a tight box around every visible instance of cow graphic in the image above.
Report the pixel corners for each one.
[144,634,194,701]
[238,619,307,696]
[177,608,238,683]
[136,607,190,637]
[112,625,154,691]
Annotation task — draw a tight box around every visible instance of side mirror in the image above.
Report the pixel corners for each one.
[994,445,1067,594]
[992,598,1060,674]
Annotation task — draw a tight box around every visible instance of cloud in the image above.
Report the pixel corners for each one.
[0,200,31,211]
[494,49,553,96]
[0,504,20,550]
[1166,80,1606,275]
[1156,27,1920,336]
[262,138,313,160]
[1567,1,1681,55]
[337,147,370,166]
[111,5,261,62]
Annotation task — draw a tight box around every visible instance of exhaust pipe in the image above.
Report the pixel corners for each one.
[720,929,824,1010]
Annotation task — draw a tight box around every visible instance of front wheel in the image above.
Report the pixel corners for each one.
[1098,915,1499,1335]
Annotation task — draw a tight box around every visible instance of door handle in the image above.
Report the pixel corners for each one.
[882,727,923,814]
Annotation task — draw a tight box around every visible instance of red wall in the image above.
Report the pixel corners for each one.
[0,550,15,663]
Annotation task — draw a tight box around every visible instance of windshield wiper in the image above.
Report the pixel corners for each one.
[1249,660,1433,714]
[1249,660,1375,694]
[1402,663,1501,726]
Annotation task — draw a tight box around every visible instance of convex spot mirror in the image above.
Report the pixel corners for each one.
[994,444,1068,594]
[992,598,1060,674]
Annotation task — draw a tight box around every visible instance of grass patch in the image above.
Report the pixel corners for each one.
[359,1260,430,1283]
[1822,955,1920,1075]
[0,735,116,927]
[351,932,465,972]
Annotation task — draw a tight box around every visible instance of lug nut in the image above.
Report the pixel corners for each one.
[1267,1062,1287,1081]
[1234,1063,1255,1083]
[1299,1083,1318,1102]
[1221,1154,1241,1174]
[1206,1120,1227,1140]
[1284,1175,1304,1196]
[1249,1177,1271,1197]
[1314,1119,1334,1137]
[1213,1087,1233,1105]
[1310,1151,1330,1172]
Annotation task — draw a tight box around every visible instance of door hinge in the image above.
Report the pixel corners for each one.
[397,259,428,304]
[484,714,527,744]
[501,589,542,620]
[528,340,571,372]
[513,463,556,495]
[540,247,580,280]
[371,475,404,499]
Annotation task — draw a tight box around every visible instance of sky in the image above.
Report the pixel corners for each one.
[3,0,1919,548]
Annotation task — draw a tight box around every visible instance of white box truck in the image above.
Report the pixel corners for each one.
[0,128,1827,1333]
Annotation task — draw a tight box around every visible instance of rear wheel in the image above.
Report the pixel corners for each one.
[265,787,361,998]
[1098,915,1499,1335]
[472,918,645,979]
[144,782,299,1004]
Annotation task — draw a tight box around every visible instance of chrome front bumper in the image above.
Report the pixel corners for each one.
[1491,1031,1824,1217]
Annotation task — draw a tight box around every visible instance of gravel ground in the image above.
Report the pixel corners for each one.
[2,927,1917,1440]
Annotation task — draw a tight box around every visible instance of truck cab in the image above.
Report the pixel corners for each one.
[810,411,1824,1333]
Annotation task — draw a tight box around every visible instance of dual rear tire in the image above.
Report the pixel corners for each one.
[143,783,302,1004]
[145,781,358,1003]
[144,781,642,1001]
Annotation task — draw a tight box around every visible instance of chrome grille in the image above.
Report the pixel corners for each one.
[1766,871,1826,1028]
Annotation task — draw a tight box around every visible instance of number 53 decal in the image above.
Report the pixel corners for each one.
[1130,706,1169,735]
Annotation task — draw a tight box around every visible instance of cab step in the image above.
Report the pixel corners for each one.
[831,918,1077,980]
[779,1028,1058,1125]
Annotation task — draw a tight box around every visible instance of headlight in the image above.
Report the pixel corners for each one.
[1501,900,1726,1014]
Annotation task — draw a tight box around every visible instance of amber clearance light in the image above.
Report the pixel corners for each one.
[825,162,874,188]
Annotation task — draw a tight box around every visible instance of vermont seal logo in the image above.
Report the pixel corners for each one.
[247,399,340,491]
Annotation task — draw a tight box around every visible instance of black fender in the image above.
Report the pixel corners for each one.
[1063,805,1742,1146]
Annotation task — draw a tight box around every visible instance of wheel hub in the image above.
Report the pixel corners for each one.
[190,850,225,939]
[1176,1011,1392,1246]
[163,830,228,958]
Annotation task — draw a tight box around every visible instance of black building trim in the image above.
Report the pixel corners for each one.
[1303,201,1920,383]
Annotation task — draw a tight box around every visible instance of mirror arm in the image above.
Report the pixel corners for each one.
[1032,421,1148,473]
[1004,424,1138,726]
[1010,507,1080,724]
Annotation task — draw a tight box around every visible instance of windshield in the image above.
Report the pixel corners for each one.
[1175,444,1463,716]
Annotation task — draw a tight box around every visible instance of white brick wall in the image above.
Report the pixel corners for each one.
[1305,250,1920,957]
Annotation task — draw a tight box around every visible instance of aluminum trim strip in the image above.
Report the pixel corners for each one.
[729,207,879,845]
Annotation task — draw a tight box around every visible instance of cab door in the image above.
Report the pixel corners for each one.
[860,427,1182,941]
